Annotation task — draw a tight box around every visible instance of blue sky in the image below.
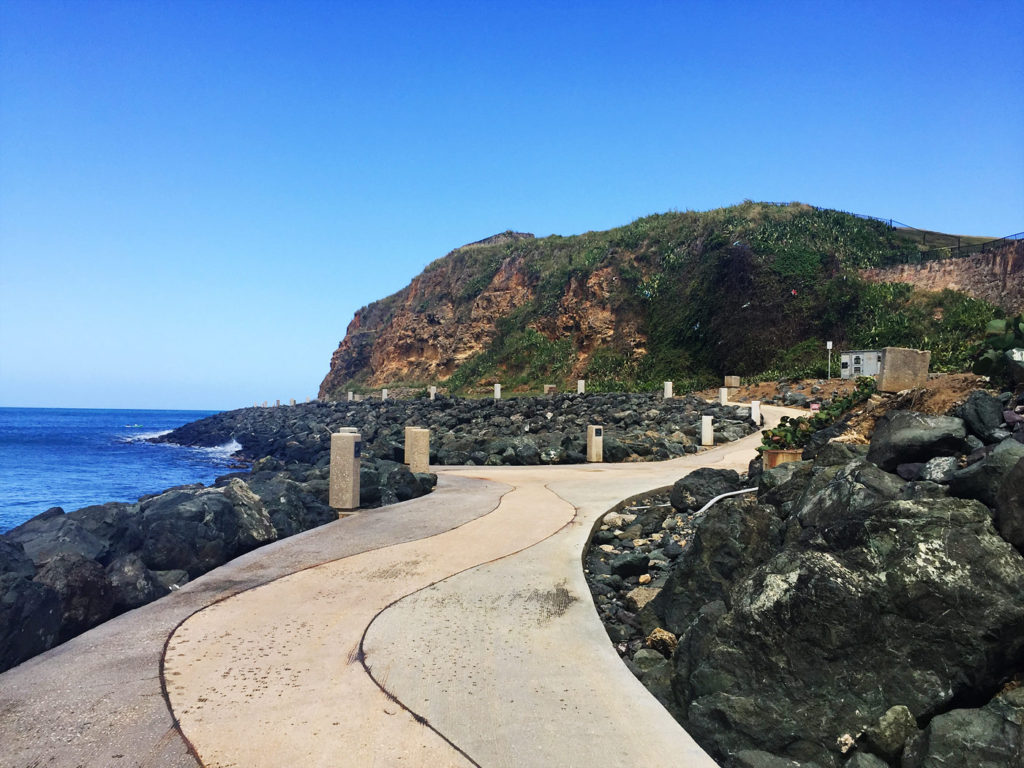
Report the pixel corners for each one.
[1,0,1021,409]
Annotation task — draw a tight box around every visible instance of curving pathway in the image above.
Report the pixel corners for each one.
[0,404,795,768]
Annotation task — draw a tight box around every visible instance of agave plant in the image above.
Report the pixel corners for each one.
[972,314,1024,387]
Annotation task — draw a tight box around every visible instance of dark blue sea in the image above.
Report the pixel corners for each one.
[0,407,243,534]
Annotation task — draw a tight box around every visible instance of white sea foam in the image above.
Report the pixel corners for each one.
[121,429,173,442]
[198,439,243,459]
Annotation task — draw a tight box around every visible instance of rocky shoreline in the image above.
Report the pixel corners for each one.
[585,387,1024,768]
[0,391,756,674]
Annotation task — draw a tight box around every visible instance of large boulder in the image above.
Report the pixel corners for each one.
[5,509,110,565]
[0,573,61,673]
[866,412,967,472]
[138,480,276,577]
[650,495,784,637]
[34,553,115,642]
[902,685,1024,768]
[659,492,1024,768]
[669,468,743,513]
[105,554,169,612]
[994,457,1024,553]
[959,390,1007,443]
[949,439,1024,508]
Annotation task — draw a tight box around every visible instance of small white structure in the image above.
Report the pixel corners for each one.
[381,388,388,401]
[577,379,586,394]
[404,427,430,474]
[494,383,501,400]
[718,388,729,405]
[663,381,673,399]
[701,415,714,446]
[751,400,761,425]
[840,350,882,379]
[429,386,437,400]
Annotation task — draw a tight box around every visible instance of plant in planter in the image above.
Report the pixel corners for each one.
[759,376,876,463]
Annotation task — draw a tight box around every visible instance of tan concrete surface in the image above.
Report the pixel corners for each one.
[0,476,506,768]
[1,404,795,768]
[163,405,794,767]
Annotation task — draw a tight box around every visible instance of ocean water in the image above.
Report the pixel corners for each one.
[0,407,243,534]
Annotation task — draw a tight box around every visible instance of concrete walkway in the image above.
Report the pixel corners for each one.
[1,405,793,768]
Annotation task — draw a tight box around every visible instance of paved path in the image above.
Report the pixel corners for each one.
[1,405,793,768]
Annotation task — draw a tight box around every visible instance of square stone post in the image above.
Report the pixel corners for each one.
[586,425,604,462]
[543,384,556,394]
[275,399,280,407]
[577,379,585,394]
[262,401,268,407]
[663,381,673,399]
[701,415,714,446]
[404,427,430,474]
[429,386,437,400]
[347,391,354,402]
[381,388,388,401]
[751,400,761,425]
[290,398,296,406]
[329,430,361,513]
[494,383,501,400]
[724,375,740,388]
[719,388,728,405]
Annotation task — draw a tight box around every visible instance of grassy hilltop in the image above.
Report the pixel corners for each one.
[321,202,999,398]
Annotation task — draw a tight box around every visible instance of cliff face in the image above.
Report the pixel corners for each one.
[318,204,1002,398]
[319,237,649,397]
[860,241,1024,314]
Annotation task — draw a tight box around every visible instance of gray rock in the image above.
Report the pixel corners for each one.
[901,686,1024,768]
[843,754,887,768]
[918,456,958,484]
[0,572,60,673]
[734,750,822,768]
[34,553,114,642]
[105,554,169,612]
[866,411,967,472]
[663,495,1024,767]
[995,457,1024,552]
[863,704,918,760]
[0,539,36,579]
[960,390,1007,443]
[949,438,1024,508]
[609,551,650,577]
[670,468,743,512]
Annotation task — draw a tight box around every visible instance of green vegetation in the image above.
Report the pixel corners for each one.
[760,377,877,451]
[332,202,998,397]
[973,313,1024,388]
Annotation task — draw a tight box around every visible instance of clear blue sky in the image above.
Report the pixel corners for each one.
[2,0,1021,410]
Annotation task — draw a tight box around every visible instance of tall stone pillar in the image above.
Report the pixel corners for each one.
[404,427,430,474]
[329,430,361,513]
[701,415,714,446]
[587,425,604,462]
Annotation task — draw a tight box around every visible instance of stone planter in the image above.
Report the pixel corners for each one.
[761,448,804,469]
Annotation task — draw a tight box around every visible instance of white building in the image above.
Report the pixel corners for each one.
[840,350,882,379]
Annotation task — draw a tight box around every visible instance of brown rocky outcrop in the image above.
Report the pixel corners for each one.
[318,234,650,397]
[860,241,1024,313]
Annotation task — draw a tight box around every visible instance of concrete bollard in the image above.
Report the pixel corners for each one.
[701,415,714,446]
[587,425,604,462]
[663,381,673,399]
[290,398,296,406]
[347,391,354,402]
[719,388,728,405]
[329,430,361,513]
[381,389,388,401]
[276,399,281,407]
[724,375,741,388]
[404,427,430,474]
[494,383,501,400]
[543,384,556,394]
[429,386,436,400]
[577,379,586,394]
[262,401,268,407]
[751,400,761,425]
